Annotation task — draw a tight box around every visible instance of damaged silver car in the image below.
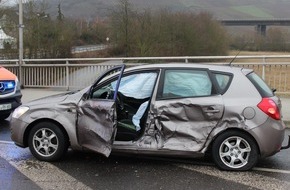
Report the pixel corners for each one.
[10,64,289,171]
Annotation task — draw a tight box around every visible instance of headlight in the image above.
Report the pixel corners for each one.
[16,77,21,91]
[12,106,29,119]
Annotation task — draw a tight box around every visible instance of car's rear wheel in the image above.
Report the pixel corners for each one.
[28,122,68,161]
[212,131,258,171]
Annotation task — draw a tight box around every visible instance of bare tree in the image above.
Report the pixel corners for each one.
[110,0,135,56]
[22,0,76,59]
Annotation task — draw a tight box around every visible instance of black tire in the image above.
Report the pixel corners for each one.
[28,122,69,161]
[211,131,259,171]
[0,113,10,120]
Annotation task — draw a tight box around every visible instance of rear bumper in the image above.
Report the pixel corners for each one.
[0,91,22,116]
[249,118,286,158]
[281,135,290,150]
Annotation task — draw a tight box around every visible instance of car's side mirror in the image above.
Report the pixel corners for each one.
[82,91,90,100]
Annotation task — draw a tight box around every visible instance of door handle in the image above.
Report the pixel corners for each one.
[205,109,220,113]
[204,107,220,114]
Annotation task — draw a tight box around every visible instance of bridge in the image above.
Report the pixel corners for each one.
[2,55,290,94]
[219,19,290,36]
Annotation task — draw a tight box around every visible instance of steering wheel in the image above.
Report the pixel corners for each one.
[104,88,124,111]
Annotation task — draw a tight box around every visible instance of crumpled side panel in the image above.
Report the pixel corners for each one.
[77,100,116,157]
[138,97,224,152]
[138,103,250,154]
[138,113,164,149]
[156,103,220,151]
[201,110,248,153]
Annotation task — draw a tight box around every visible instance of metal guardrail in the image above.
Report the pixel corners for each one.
[1,56,290,93]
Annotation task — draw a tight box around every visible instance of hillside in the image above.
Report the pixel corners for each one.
[42,0,290,19]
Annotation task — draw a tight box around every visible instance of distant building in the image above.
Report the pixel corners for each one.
[0,26,16,49]
[0,15,16,49]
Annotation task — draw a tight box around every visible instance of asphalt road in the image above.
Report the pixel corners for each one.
[1,120,290,190]
[1,89,290,190]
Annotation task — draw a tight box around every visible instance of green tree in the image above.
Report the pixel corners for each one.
[22,0,76,59]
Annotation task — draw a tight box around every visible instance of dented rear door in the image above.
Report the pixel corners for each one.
[153,68,224,152]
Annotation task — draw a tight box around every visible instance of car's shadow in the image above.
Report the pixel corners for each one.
[60,149,214,166]
[0,119,11,141]
[0,119,9,126]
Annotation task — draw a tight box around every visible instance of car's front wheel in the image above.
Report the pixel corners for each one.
[28,122,68,161]
[212,131,259,171]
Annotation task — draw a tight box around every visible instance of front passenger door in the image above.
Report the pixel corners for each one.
[76,65,125,157]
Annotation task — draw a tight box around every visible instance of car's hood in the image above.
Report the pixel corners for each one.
[25,88,89,107]
[0,67,17,80]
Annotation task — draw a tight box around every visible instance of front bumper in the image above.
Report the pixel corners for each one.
[10,117,29,148]
[0,91,22,116]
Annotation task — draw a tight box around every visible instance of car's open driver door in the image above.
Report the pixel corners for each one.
[76,65,125,157]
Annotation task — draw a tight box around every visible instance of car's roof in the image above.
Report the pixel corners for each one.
[125,63,253,74]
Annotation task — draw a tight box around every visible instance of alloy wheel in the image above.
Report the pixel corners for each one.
[219,136,251,169]
[32,128,59,157]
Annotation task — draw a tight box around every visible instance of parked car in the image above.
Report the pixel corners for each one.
[10,64,289,171]
[0,66,22,120]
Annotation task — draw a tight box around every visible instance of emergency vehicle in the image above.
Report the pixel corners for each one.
[0,66,22,120]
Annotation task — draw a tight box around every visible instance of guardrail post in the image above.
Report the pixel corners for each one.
[66,60,69,90]
[185,58,188,63]
[262,56,266,80]
[18,1,24,89]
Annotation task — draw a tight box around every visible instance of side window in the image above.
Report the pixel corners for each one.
[92,72,157,100]
[213,73,232,94]
[89,65,125,100]
[160,69,213,99]
[112,72,157,99]
[92,83,113,99]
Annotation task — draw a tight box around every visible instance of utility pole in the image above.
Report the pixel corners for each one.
[19,0,24,87]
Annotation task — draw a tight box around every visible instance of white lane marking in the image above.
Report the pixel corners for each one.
[176,164,290,190]
[254,167,290,174]
[0,140,14,145]
[0,143,92,190]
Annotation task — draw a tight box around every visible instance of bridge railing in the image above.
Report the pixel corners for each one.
[1,56,290,94]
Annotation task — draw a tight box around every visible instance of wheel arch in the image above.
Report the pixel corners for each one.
[23,118,70,147]
[205,128,261,157]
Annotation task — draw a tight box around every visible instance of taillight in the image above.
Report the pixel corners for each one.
[257,98,280,120]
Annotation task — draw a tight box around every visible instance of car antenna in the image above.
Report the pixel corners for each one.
[228,42,248,66]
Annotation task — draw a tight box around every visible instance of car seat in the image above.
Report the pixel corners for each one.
[116,101,149,141]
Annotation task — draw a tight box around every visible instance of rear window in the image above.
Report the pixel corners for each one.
[247,72,274,97]
[212,73,232,94]
[158,69,214,99]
